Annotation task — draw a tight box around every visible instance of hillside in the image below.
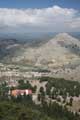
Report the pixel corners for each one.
[2,33,80,67]
[0,33,80,80]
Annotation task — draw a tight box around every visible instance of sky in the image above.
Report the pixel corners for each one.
[0,0,80,33]
[0,0,80,9]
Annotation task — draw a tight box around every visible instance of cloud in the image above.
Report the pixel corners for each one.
[68,17,80,28]
[0,6,80,32]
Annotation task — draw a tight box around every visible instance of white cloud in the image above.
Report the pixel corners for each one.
[0,6,80,32]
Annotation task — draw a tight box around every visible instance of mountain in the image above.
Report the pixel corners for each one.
[0,33,80,80]
[0,39,23,59]
[2,33,79,68]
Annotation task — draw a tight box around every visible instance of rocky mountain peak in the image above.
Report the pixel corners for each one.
[54,33,73,40]
[55,33,72,39]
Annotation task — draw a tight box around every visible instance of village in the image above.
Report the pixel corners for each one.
[0,72,80,115]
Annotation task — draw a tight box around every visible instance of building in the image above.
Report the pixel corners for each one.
[11,89,32,97]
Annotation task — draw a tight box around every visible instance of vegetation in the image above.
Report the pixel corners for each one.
[0,100,53,120]
[0,77,80,120]
[0,98,80,120]
[17,80,37,93]
[39,77,80,97]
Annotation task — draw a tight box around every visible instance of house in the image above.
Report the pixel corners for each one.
[11,89,32,97]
